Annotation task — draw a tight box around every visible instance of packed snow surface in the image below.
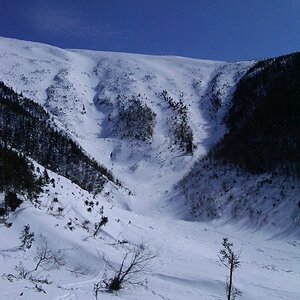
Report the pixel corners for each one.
[1,170,299,300]
[0,37,299,299]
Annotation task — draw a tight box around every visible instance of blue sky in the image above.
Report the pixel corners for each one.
[0,0,299,61]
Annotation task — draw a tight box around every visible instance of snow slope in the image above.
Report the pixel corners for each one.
[0,36,252,217]
[1,166,299,300]
[0,37,299,299]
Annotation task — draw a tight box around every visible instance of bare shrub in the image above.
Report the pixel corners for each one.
[33,236,65,271]
[101,243,157,292]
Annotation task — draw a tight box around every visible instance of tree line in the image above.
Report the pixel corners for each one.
[0,82,118,193]
[212,52,300,177]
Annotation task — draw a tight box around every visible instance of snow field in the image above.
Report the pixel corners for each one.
[0,37,299,299]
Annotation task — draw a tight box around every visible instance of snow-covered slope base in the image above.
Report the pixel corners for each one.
[178,157,300,232]
[1,168,299,300]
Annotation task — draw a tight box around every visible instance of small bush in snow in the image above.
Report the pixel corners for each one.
[19,224,35,251]
[100,243,157,292]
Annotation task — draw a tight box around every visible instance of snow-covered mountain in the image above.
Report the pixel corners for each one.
[0,36,253,215]
[0,36,299,300]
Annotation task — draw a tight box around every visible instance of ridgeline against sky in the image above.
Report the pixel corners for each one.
[0,0,300,61]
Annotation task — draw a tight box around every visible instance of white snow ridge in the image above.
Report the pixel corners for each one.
[0,36,299,300]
